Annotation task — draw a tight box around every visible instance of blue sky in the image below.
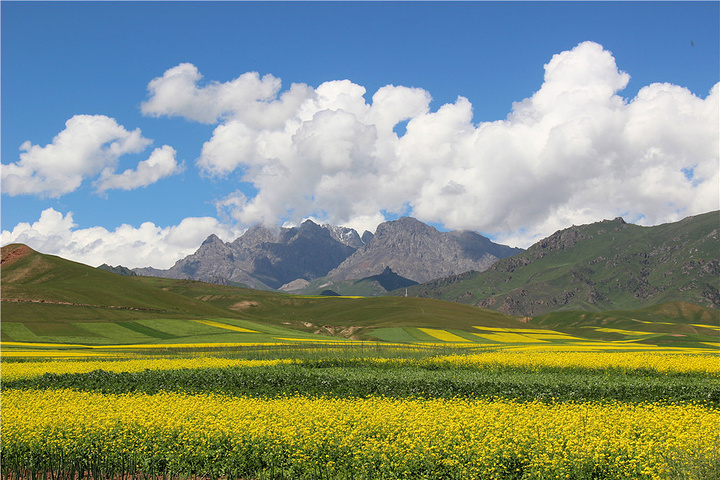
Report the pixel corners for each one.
[2,1,718,269]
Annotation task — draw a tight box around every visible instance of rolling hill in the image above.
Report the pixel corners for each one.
[0,243,528,345]
[1,244,238,321]
[2,242,717,351]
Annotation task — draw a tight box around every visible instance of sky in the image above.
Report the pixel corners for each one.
[2,1,718,270]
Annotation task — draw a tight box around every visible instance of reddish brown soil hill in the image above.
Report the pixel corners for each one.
[1,244,33,266]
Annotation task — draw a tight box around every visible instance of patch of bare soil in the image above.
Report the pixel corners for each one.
[1,244,32,266]
[229,300,260,311]
[281,320,364,340]
[317,325,363,339]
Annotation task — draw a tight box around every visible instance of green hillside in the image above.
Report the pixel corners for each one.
[401,211,719,316]
[132,275,528,340]
[3,243,717,352]
[1,244,527,347]
[1,244,241,321]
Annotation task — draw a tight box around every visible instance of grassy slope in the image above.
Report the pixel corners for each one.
[137,276,528,340]
[1,244,238,320]
[0,245,319,344]
[1,245,527,345]
[530,302,720,346]
[402,211,719,315]
[3,244,717,348]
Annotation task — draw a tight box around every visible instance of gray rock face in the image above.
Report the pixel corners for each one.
[323,225,365,249]
[152,220,359,290]
[361,230,375,244]
[327,217,522,283]
[166,233,267,289]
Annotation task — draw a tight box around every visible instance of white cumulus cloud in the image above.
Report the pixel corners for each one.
[143,41,719,246]
[94,145,184,192]
[1,208,244,269]
[2,115,182,198]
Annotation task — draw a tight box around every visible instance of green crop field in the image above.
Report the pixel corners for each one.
[2,344,719,480]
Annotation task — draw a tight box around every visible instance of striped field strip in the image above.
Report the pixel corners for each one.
[472,327,566,335]
[2,341,301,349]
[418,328,471,342]
[592,327,657,336]
[471,332,547,343]
[0,350,119,358]
[692,324,720,331]
[473,327,513,332]
[521,333,586,341]
[192,319,258,333]
[1,341,93,348]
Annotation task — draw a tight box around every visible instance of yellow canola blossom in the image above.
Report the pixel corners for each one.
[418,328,471,342]
[472,332,548,343]
[0,356,291,381]
[191,320,258,333]
[0,350,119,358]
[693,323,720,331]
[4,349,719,381]
[590,327,657,336]
[2,340,304,349]
[522,332,586,341]
[428,350,720,375]
[2,389,718,480]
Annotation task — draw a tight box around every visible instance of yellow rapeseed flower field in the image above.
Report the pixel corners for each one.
[0,356,291,381]
[192,319,259,333]
[429,350,720,375]
[4,349,718,382]
[417,328,472,342]
[2,388,718,479]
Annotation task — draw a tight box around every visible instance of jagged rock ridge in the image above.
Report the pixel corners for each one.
[328,217,523,283]
[135,217,522,292]
[143,220,359,290]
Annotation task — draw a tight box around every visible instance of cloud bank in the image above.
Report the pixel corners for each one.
[144,41,719,246]
[1,208,243,269]
[2,115,183,197]
[2,41,717,269]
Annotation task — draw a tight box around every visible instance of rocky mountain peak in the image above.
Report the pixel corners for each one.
[136,216,522,294]
[328,217,522,283]
[322,224,365,249]
[232,224,282,249]
[375,216,434,237]
[201,234,224,247]
[361,230,375,244]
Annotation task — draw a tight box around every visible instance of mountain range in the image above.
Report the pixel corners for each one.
[133,217,522,293]
[403,211,719,316]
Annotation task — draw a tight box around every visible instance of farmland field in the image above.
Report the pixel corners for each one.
[2,341,719,480]
[2,245,719,478]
